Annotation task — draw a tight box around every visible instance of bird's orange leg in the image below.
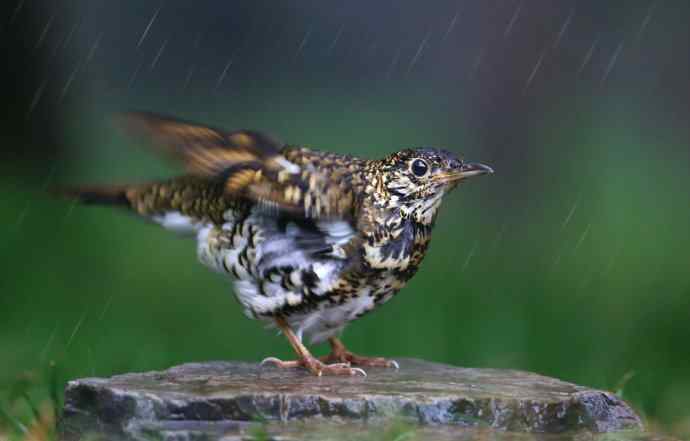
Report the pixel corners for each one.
[261,318,367,376]
[320,337,399,369]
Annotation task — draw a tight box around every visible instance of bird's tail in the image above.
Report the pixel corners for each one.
[54,185,134,208]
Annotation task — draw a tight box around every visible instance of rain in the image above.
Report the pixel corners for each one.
[327,24,345,53]
[577,36,599,75]
[150,38,168,70]
[601,41,625,83]
[4,1,690,438]
[136,4,162,49]
[407,31,431,74]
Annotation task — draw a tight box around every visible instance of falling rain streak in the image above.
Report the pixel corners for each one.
[137,5,161,49]
[66,312,88,351]
[577,37,599,75]
[215,59,233,90]
[328,25,344,54]
[461,241,479,272]
[150,38,168,70]
[128,60,144,89]
[85,33,103,64]
[407,31,431,73]
[442,7,462,42]
[602,41,624,83]
[10,0,25,24]
[504,1,522,37]
[386,46,402,79]
[573,222,591,252]
[60,61,82,101]
[553,8,574,49]
[636,1,658,41]
[34,13,55,50]
[524,48,547,91]
[27,79,48,115]
[183,65,196,91]
[561,201,578,229]
[294,27,312,59]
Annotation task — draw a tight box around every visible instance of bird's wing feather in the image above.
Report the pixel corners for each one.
[118,112,357,219]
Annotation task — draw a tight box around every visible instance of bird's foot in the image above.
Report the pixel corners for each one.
[260,356,367,377]
[320,351,399,369]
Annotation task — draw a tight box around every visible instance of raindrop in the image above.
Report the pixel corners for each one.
[39,322,59,362]
[573,222,591,252]
[183,65,196,91]
[442,6,462,42]
[328,24,344,54]
[407,31,431,74]
[561,200,579,229]
[66,312,88,351]
[386,46,402,79]
[62,21,80,50]
[294,27,312,59]
[469,47,485,80]
[35,12,55,50]
[601,41,624,83]
[85,32,103,64]
[553,8,575,49]
[150,38,168,70]
[504,1,523,37]
[88,346,96,376]
[603,242,624,276]
[215,58,233,90]
[13,201,30,229]
[27,79,48,116]
[10,0,26,24]
[128,60,144,89]
[99,293,116,321]
[60,61,82,101]
[636,1,658,42]
[577,36,599,75]
[524,47,547,91]
[137,4,162,49]
[461,241,479,272]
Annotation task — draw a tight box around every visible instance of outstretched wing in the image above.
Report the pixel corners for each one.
[118,112,357,219]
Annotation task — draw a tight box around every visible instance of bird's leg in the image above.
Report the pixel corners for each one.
[320,337,399,369]
[261,318,366,376]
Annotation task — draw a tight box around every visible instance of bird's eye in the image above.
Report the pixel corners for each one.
[410,159,429,177]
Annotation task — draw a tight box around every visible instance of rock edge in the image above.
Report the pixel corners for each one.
[60,358,642,440]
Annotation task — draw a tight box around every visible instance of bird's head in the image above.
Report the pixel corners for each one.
[375,147,493,225]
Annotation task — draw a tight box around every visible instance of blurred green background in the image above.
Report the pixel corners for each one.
[2,0,689,438]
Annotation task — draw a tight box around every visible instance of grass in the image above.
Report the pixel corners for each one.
[3,89,690,441]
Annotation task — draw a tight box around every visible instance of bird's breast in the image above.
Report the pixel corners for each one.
[361,220,432,275]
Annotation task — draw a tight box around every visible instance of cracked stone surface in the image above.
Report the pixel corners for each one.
[60,358,644,440]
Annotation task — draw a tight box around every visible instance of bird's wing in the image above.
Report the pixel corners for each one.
[118,112,357,219]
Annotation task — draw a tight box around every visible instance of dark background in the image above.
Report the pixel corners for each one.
[2,0,689,437]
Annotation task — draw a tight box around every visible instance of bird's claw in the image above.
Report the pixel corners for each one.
[350,367,367,377]
[260,356,366,377]
[260,357,281,366]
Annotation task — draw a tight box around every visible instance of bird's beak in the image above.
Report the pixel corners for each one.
[432,161,494,185]
[456,162,494,179]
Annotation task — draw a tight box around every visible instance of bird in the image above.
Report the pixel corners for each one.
[61,112,493,377]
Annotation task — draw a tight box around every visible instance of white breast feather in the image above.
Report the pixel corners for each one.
[152,211,201,234]
[196,212,362,342]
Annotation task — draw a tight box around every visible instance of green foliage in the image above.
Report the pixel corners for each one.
[2,90,689,440]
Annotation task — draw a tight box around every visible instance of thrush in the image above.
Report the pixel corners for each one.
[63,112,493,376]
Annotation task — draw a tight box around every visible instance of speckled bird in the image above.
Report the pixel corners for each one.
[64,112,493,376]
